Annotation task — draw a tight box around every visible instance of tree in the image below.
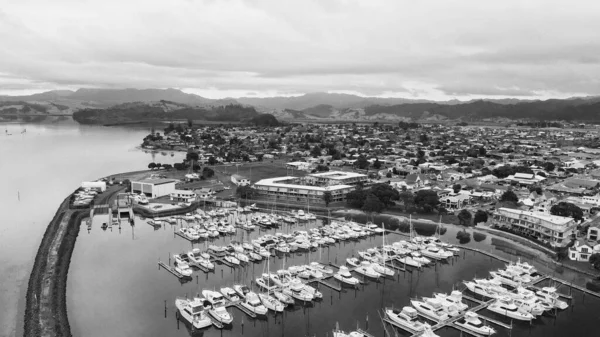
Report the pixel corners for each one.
[479,147,487,156]
[500,190,519,203]
[316,164,329,172]
[414,190,440,211]
[186,152,199,162]
[310,145,322,157]
[202,167,214,178]
[187,118,193,127]
[543,162,556,172]
[208,156,217,165]
[458,209,473,226]
[162,164,173,170]
[550,202,584,221]
[456,230,471,244]
[362,193,385,213]
[370,183,400,207]
[473,232,487,242]
[346,189,367,208]
[528,185,543,194]
[322,191,333,207]
[373,159,382,169]
[236,185,257,199]
[386,172,392,178]
[474,210,488,225]
[148,162,156,170]
[354,156,369,170]
[590,253,600,269]
[452,184,461,193]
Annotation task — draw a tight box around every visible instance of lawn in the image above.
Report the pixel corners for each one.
[214,162,307,182]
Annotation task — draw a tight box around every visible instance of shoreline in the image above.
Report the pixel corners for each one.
[24,172,600,337]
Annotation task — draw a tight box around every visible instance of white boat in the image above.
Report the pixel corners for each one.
[248,251,263,261]
[420,246,449,260]
[385,306,431,332]
[464,281,502,298]
[175,262,193,277]
[489,269,531,287]
[433,291,469,311]
[233,284,251,298]
[224,254,240,265]
[275,242,291,253]
[333,266,360,285]
[241,292,268,315]
[272,290,295,305]
[309,262,334,274]
[455,311,496,336]
[410,299,451,321]
[180,227,200,240]
[512,287,553,312]
[201,290,233,324]
[188,249,215,270]
[282,282,313,302]
[258,292,285,312]
[487,297,535,321]
[295,210,307,221]
[395,255,423,268]
[366,223,385,233]
[256,274,278,291]
[220,287,240,302]
[346,257,360,268]
[175,297,213,329]
[354,261,381,278]
[409,252,431,265]
[370,262,395,277]
[535,287,568,310]
[233,252,249,263]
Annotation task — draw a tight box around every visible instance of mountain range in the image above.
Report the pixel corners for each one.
[2,88,600,122]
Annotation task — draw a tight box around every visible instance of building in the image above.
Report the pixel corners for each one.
[253,170,367,204]
[568,240,600,261]
[169,190,196,203]
[305,171,368,187]
[81,181,107,192]
[231,174,250,186]
[131,179,177,198]
[491,208,577,248]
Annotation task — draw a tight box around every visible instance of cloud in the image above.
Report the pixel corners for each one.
[1,0,600,99]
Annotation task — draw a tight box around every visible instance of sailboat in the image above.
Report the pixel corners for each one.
[369,223,394,277]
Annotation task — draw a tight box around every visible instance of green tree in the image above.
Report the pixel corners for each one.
[322,191,333,207]
[458,209,473,226]
[500,190,519,203]
[543,162,556,172]
[236,185,257,199]
[162,164,173,170]
[186,152,199,162]
[354,156,369,170]
[589,253,600,269]
[370,183,400,207]
[373,159,382,169]
[550,202,584,221]
[386,172,392,178]
[474,210,488,225]
[208,156,217,165]
[148,162,156,170]
[187,118,193,127]
[414,190,440,211]
[452,184,461,193]
[456,230,471,244]
[346,188,367,208]
[362,193,385,213]
[310,145,322,157]
[473,232,487,242]
[202,167,215,178]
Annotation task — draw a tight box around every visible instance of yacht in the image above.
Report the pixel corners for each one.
[282,282,314,302]
[208,245,228,257]
[233,284,251,298]
[241,292,268,315]
[512,287,553,312]
[220,287,240,302]
[409,252,431,265]
[489,269,531,287]
[354,261,381,278]
[433,291,469,311]
[535,287,569,309]
[175,297,213,329]
[395,255,423,268]
[464,281,501,298]
[346,257,360,268]
[274,241,291,253]
[175,262,193,277]
[366,223,385,234]
[223,254,240,265]
[370,262,395,277]
[410,299,452,321]
[180,227,200,240]
[174,253,190,265]
[385,306,432,332]
[455,311,496,336]
[256,274,278,291]
[420,246,450,260]
[296,210,307,221]
[487,297,535,321]
[233,252,249,263]
[309,262,334,274]
[272,290,295,305]
[188,249,215,270]
[201,291,233,324]
[333,266,360,285]
[258,292,285,312]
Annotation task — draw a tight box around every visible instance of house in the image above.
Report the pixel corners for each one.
[440,192,472,210]
[568,240,600,261]
[405,174,430,188]
[169,190,196,203]
[231,174,251,186]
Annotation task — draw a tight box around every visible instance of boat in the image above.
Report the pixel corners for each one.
[333,266,360,285]
[188,249,215,270]
[512,287,553,312]
[534,287,569,309]
[175,297,213,329]
[370,262,395,277]
[233,284,251,298]
[175,262,193,277]
[272,290,295,305]
[395,255,423,268]
[282,281,313,302]
[240,292,268,315]
[420,245,450,260]
[354,261,381,278]
[180,227,200,240]
[346,257,360,268]
[201,290,233,324]
[487,297,535,321]
[295,210,307,221]
[258,292,285,312]
[174,253,190,265]
[455,311,496,336]
[489,269,531,287]
[309,262,334,274]
[409,252,431,265]
[410,298,452,321]
[464,281,501,298]
[256,274,278,291]
[385,306,432,332]
[220,287,240,302]
[433,291,469,311]
[208,245,228,257]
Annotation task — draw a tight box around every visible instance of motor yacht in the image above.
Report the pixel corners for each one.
[370,262,395,277]
[385,306,432,332]
[333,266,360,285]
[410,298,452,321]
[282,282,314,302]
[454,311,496,336]
[395,255,423,268]
[201,290,233,324]
[354,261,381,278]
[175,297,213,329]
[420,246,450,260]
[534,287,568,309]
[223,254,240,265]
[256,274,278,291]
[489,269,531,287]
[272,290,295,305]
[487,297,535,321]
[346,257,360,268]
[409,252,431,265]
[433,291,469,311]
[240,292,268,315]
[220,287,240,302]
[309,262,334,274]
[175,262,193,277]
[188,249,215,270]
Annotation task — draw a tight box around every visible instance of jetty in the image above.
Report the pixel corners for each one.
[158,261,185,279]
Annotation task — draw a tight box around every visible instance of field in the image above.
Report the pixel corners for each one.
[213,161,307,181]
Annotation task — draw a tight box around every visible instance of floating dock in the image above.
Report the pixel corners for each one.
[158,261,185,279]
[227,302,258,318]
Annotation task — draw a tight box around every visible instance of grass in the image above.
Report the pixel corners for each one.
[215,162,307,182]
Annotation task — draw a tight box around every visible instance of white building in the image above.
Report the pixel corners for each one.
[82,181,107,192]
[231,174,250,186]
[169,190,196,203]
[491,208,577,248]
[568,240,600,261]
[131,179,177,198]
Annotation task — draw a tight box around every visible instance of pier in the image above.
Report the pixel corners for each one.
[158,261,185,279]
[227,301,257,318]
[308,276,342,292]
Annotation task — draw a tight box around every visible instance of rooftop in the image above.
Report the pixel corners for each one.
[255,176,353,191]
[496,207,573,225]
[309,171,366,179]
[132,178,177,185]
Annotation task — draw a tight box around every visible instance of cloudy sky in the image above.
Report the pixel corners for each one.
[1,0,599,100]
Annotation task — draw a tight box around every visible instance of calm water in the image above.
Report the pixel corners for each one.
[0,121,184,337]
[1,121,599,337]
[69,215,600,337]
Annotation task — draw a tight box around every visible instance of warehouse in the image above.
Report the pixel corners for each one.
[131,179,177,198]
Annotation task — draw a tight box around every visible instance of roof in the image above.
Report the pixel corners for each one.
[496,207,573,225]
[308,171,366,179]
[132,178,177,185]
[255,176,353,191]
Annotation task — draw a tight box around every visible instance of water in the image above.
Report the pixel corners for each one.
[1,121,599,337]
[0,121,184,337]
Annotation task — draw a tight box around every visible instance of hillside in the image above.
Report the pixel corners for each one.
[72,102,260,125]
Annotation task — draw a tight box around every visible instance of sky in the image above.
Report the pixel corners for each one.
[1,0,600,100]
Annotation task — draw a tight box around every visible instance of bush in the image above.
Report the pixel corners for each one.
[456,230,471,244]
[473,232,487,242]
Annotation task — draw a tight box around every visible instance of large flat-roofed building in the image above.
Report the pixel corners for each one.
[491,208,577,247]
[305,171,368,186]
[131,179,177,198]
[253,171,367,205]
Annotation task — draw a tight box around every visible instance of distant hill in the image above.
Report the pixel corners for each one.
[72,102,259,125]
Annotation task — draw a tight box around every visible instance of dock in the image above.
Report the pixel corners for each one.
[477,314,512,329]
[547,276,600,299]
[175,231,196,242]
[187,261,211,273]
[228,302,258,318]
[208,253,236,267]
[158,261,185,279]
[462,294,483,304]
[206,311,225,328]
[450,323,485,337]
[308,277,342,292]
